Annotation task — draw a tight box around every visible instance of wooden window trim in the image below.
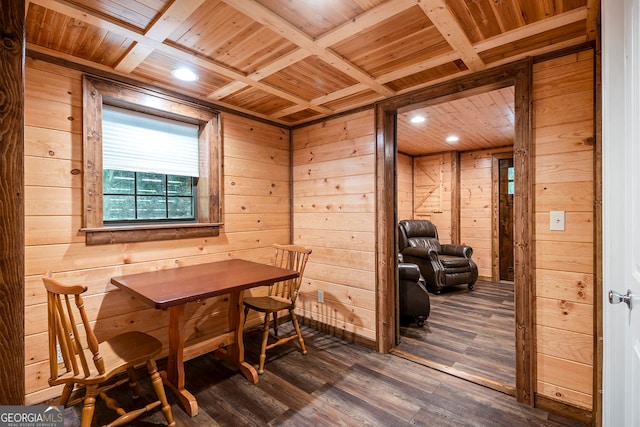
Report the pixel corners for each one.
[82,75,221,245]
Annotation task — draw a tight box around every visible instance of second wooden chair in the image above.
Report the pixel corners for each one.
[242,244,312,374]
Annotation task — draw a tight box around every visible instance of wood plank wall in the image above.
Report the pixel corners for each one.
[23,57,291,404]
[460,147,513,279]
[397,152,413,221]
[413,152,454,244]
[532,50,595,410]
[404,148,512,277]
[292,110,377,342]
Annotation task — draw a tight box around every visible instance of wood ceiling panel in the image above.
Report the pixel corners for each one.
[517,0,588,23]
[131,50,234,95]
[331,6,453,77]
[279,109,320,124]
[322,89,382,113]
[167,0,297,74]
[68,0,169,30]
[486,0,527,33]
[446,0,588,43]
[256,0,385,38]
[261,56,359,100]
[26,4,133,68]
[397,86,514,157]
[221,87,296,116]
[446,0,505,42]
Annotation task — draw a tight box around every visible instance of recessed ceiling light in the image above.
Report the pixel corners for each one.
[410,116,426,124]
[171,67,199,82]
[446,135,459,143]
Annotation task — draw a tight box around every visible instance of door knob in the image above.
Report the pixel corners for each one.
[608,289,632,309]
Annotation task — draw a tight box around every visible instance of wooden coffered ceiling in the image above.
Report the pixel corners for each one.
[397,86,515,156]
[25,0,599,126]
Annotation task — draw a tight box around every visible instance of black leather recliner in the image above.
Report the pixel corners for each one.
[398,220,478,294]
[398,253,430,327]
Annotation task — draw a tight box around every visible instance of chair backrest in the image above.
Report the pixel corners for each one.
[269,244,312,304]
[42,272,105,383]
[398,220,442,253]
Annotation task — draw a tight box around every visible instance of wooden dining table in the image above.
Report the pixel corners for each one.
[110,258,299,417]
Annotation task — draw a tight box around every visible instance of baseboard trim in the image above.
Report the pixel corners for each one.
[299,316,377,350]
[534,393,593,425]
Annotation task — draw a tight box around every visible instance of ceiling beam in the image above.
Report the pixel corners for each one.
[315,0,416,48]
[209,0,416,101]
[269,4,590,121]
[271,83,372,119]
[416,0,485,72]
[473,7,588,53]
[208,49,311,101]
[377,51,461,84]
[222,0,395,97]
[115,0,207,73]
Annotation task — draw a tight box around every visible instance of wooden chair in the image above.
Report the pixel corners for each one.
[243,244,312,374]
[42,272,175,427]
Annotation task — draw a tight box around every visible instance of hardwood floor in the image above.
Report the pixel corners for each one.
[59,323,587,426]
[396,280,516,394]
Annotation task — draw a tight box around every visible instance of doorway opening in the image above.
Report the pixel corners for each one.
[499,157,515,282]
[494,153,515,283]
[375,60,534,405]
[393,86,517,394]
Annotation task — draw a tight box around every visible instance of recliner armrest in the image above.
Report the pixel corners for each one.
[398,262,421,281]
[440,244,473,258]
[402,246,439,261]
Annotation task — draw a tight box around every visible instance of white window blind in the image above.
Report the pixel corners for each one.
[102,104,199,177]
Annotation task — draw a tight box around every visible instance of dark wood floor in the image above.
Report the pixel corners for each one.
[60,323,588,426]
[396,280,516,394]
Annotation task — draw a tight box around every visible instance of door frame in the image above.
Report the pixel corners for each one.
[493,152,516,282]
[375,59,535,405]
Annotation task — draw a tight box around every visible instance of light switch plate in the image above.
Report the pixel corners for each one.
[318,290,324,304]
[550,210,565,231]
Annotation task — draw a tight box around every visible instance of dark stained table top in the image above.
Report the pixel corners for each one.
[110,259,299,309]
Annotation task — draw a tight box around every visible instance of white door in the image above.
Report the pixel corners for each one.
[602,0,640,425]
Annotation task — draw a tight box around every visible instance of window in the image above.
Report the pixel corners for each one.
[82,76,221,245]
[507,166,515,195]
[103,171,195,222]
[102,105,198,223]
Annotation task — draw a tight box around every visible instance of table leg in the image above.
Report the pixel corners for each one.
[226,289,259,384]
[161,305,198,416]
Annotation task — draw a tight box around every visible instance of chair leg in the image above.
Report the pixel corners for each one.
[147,359,175,427]
[290,310,307,355]
[80,384,98,427]
[126,367,139,399]
[59,383,74,407]
[272,312,279,336]
[258,313,271,374]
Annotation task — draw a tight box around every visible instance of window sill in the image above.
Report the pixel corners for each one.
[82,223,222,245]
